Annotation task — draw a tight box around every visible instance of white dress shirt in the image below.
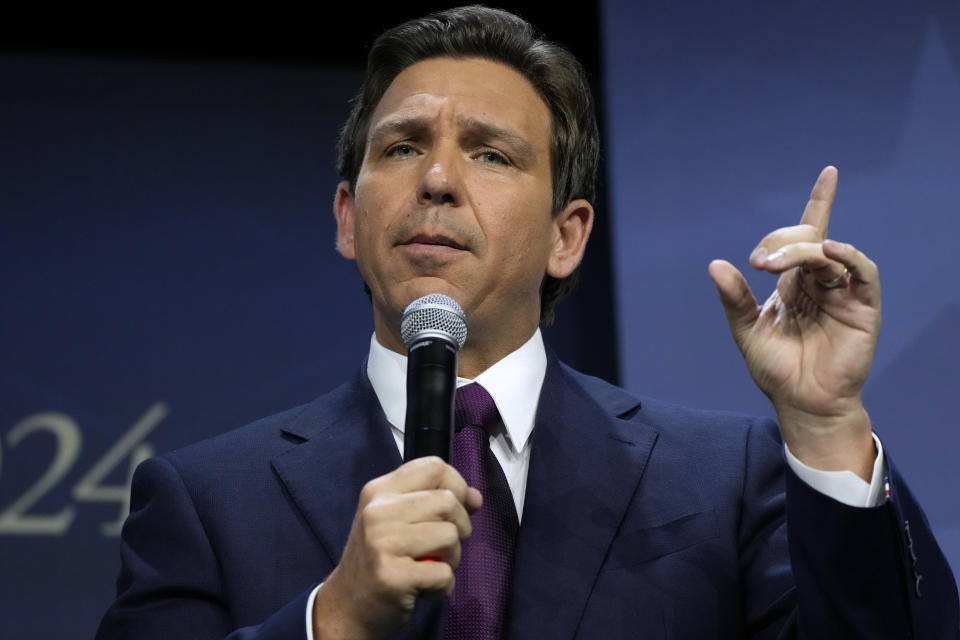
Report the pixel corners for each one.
[306,329,886,637]
[367,330,544,520]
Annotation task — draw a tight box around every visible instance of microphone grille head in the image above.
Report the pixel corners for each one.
[400,294,468,350]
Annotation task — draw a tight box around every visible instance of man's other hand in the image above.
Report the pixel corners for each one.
[312,456,482,640]
[709,166,881,480]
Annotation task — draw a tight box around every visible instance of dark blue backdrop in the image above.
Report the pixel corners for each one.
[603,0,960,591]
[2,1,958,637]
[0,57,375,636]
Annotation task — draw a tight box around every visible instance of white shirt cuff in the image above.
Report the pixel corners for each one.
[305,583,322,640]
[784,433,886,507]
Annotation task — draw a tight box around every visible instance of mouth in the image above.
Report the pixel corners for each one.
[402,233,467,251]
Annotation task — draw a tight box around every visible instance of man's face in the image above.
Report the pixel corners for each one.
[335,57,590,357]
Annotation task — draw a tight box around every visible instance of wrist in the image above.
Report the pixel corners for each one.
[312,568,380,640]
[775,404,876,481]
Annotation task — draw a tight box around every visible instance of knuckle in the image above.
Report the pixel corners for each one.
[435,563,455,592]
[359,479,381,505]
[439,521,460,545]
[421,455,444,470]
[415,456,446,482]
[438,489,459,513]
[360,499,386,527]
[427,457,449,480]
[448,546,462,569]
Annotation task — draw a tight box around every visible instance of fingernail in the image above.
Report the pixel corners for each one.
[766,250,784,263]
[750,246,768,263]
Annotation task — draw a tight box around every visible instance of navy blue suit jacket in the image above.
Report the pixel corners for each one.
[97,356,959,638]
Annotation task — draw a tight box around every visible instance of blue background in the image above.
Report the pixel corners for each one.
[603,0,960,593]
[1,59,374,635]
[1,1,957,637]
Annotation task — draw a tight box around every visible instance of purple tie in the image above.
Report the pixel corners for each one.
[446,383,519,640]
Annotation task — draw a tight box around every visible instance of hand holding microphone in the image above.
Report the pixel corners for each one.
[311,294,481,640]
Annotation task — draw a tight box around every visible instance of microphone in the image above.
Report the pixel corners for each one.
[401,294,468,462]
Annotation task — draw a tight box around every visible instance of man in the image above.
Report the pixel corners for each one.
[97,6,959,639]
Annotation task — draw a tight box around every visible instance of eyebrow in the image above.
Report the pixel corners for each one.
[366,114,537,165]
[367,115,432,151]
[458,117,536,165]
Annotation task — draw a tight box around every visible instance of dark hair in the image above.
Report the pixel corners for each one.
[336,5,599,324]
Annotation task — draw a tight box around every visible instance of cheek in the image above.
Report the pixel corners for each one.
[477,180,553,236]
[512,198,556,248]
[350,207,385,271]
[353,190,391,243]
[354,174,411,237]
[490,217,555,277]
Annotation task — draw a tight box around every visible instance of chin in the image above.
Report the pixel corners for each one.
[401,279,465,307]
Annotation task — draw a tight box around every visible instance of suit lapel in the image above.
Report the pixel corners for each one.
[270,368,401,566]
[507,356,658,639]
[268,367,444,640]
[268,356,655,640]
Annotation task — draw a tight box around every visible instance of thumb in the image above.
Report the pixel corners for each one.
[708,260,759,344]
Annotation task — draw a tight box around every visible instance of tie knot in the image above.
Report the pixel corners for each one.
[454,383,500,434]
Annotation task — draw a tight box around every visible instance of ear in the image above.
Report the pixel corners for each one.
[333,181,356,260]
[546,198,594,278]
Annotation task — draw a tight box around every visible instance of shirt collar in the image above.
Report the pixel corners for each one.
[366,329,546,454]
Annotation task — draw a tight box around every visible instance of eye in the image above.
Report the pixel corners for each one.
[386,143,417,158]
[477,149,509,165]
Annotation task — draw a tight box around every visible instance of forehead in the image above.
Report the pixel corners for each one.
[368,57,552,148]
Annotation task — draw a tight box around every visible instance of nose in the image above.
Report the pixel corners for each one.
[417,145,462,206]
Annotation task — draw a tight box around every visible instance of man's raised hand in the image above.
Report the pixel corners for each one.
[708,166,881,479]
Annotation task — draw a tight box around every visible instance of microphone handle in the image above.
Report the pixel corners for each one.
[403,338,458,462]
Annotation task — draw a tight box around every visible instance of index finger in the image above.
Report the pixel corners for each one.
[393,456,469,495]
[798,165,838,239]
